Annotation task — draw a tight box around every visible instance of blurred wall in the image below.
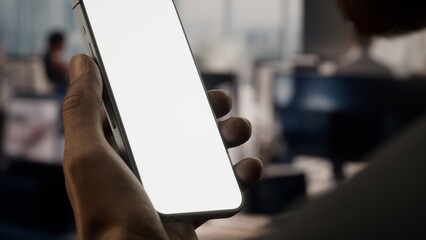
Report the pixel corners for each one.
[0,0,84,58]
[303,0,351,58]
[176,0,303,61]
[372,30,426,77]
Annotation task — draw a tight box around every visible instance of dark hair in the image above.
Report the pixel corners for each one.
[337,0,426,36]
[48,31,65,48]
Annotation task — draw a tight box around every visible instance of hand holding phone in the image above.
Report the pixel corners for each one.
[70,0,251,219]
[62,54,262,239]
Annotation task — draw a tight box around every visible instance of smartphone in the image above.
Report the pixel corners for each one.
[70,0,243,220]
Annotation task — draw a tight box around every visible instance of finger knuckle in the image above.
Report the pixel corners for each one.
[62,93,85,115]
[63,150,90,174]
[63,148,102,177]
[61,90,102,120]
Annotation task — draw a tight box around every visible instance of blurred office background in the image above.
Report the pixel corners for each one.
[1,0,426,239]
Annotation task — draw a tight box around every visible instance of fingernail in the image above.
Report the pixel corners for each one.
[69,54,87,83]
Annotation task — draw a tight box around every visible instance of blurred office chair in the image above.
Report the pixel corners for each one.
[275,75,426,180]
[0,159,74,239]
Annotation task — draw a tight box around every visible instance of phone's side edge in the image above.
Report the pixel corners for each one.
[70,1,142,182]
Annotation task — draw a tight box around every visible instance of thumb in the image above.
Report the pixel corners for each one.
[62,54,104,148]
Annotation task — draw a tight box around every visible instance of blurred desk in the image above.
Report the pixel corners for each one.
[2,95,62,164]
[196,213,271,240]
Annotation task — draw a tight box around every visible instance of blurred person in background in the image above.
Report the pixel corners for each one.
[336,30,393,77]
[43,31,69,97]
[60,0,426,239]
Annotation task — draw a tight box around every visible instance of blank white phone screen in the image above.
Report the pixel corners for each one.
[83,0,242,215]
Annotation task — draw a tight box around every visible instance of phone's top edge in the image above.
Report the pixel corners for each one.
[70,0,80,9]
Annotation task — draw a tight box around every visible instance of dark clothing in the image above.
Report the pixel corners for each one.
[43,54,68,86]
[259,115,426,239]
